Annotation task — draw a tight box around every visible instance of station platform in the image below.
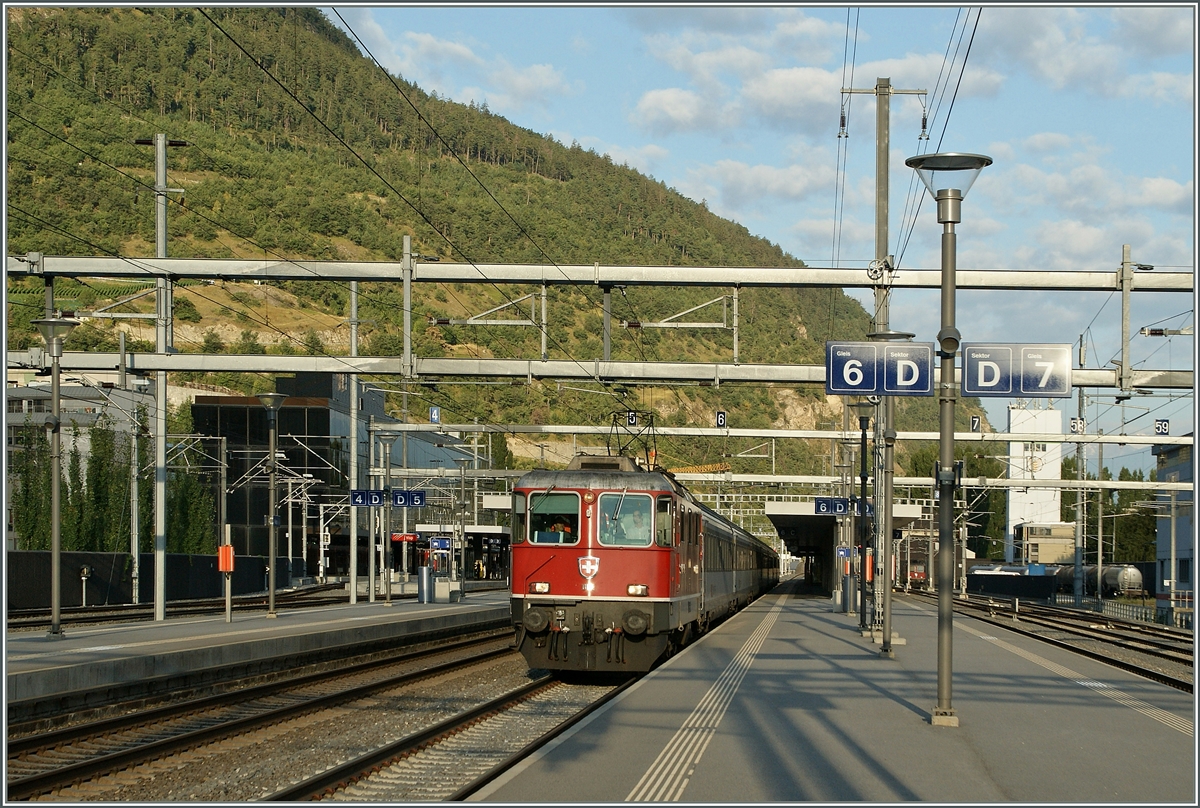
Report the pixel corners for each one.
[475,579,1195,803]
[6,590,511,717]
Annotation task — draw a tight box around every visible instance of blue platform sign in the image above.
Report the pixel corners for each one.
[826,342,877,395]
[392,489,428,507]
[962,343,1071,398]
[825,341,934,396]
[429,406,441,424]
[351,490,385,507]
[429,537,451,550]
[882,343,933,395]
[836,546,851,559]
[814,496,850,515]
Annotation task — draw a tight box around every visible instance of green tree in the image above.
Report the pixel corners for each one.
[201,329,225,353]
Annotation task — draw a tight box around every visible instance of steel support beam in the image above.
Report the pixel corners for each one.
[6,255,1192,292]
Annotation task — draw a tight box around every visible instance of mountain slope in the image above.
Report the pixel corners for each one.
[6,6,997,495]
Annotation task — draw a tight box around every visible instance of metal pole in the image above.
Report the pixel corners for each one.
[934,187,962,727]
[130,408,140,605]
[154,133,168,623]
[349,281,359,604]
[602,285,611,362]
[402,394,409,582]
[403,236,412,379]
[1166,485,1176,612]
[368,423,376,603]
[267,409,278,618]
[1097,434,1104,610]
[49,343,64,636]
[541,283,548,362]
[287,478,294,586]
[880,396,895,657]
[1074,361,1085,606]
[219,437,228,621]
[1120,244,1132,393]
[384,439,393,605]
[858,414,869,632]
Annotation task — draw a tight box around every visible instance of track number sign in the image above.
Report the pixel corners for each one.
[962,344,1071,398]
[825,342,933,396]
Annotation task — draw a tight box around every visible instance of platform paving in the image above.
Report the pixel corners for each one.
[475,580,1195,803]
[6,592,511,704]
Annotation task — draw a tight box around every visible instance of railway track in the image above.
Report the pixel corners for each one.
[6,632,516,801]
[267,675,634,801]
[904,591,1193,692]
[6,584,350,631]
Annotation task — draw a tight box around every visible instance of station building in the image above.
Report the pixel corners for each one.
[1152,436,1193,610]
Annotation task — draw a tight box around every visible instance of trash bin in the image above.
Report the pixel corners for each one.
[417,566,432,603]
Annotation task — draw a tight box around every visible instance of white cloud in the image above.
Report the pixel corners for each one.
[632,88,715,135]
[976,7,1193,103]
[690,160,838,210]
[1110,7,1195,57]
[600,142,671,174]
[741,67,842,132]
[1118,71,1195,105]
[856,53,1005,99]
[1022,132,1073,154]
[484,60,576,112]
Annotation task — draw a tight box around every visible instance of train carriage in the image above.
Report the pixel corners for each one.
[510,455,779,673]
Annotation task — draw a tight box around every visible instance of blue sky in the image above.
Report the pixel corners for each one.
[325,5,1195,474]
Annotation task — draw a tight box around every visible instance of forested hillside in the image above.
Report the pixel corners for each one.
[6,7,1011,551]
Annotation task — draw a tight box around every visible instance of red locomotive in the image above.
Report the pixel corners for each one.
[510,455,779,672]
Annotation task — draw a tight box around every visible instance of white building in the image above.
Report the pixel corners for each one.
[1005,402,1064,562]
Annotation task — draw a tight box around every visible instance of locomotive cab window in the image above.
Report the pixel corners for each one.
[598,493,653,546]
[512,493,527,544]
[656,497,674,546]
[528,492,580,544]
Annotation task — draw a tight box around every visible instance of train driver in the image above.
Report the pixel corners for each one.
[618,507,650,544]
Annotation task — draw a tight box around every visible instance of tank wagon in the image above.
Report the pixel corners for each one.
[510,455,779,673]
[1054,564,1145,598]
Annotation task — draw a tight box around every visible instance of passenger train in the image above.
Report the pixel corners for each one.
[509,455,779,673]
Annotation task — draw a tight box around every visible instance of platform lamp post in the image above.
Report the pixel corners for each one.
[33,316,79,638]
[854,400,873,633]
[905,151,992,728]
[258,392,287,618]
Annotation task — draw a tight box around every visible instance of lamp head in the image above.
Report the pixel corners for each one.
[904,152,992,199]
[257,392,287,413]
[937,326,962,356]
[32,317,80,357]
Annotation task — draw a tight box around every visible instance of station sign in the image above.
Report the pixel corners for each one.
[391,532,420,543]
[429,537,451,550]
[814,497,874,517]
[825,341,934,396]
[350,490,384,506]
[961,343,1071,398]
[391,489,427,507]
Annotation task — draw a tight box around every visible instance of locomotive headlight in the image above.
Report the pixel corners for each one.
[529,581,551,594]
[627,584,649,597]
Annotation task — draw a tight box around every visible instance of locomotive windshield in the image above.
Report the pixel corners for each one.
[598,493,653,546]
[528,491,580,544]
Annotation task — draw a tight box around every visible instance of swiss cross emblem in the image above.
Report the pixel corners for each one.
[579,556,600,579]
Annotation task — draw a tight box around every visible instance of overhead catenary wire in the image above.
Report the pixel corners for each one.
[8,42,595,449]
[198,9,633,422]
